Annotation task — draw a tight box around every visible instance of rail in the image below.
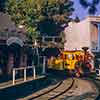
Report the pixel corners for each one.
[27,78,75,100]
[12,66,36,85]
[36,36,62,44]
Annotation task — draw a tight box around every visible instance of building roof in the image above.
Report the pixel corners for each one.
[0,12,27,43]
[0,12,16,32]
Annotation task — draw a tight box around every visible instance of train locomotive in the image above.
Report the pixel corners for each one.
[47,47,94,77]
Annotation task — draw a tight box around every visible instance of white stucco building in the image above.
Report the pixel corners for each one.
[64,16,100,52]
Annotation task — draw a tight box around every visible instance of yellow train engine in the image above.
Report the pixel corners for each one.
[47,47,94,77]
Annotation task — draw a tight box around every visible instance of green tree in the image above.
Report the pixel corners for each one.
[74,16,80,22]
[6,0,74,41]
[79,0,100,15]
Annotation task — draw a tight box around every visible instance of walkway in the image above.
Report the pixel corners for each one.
[0,75,45,89]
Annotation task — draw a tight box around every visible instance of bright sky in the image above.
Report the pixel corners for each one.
[72,0,100,20]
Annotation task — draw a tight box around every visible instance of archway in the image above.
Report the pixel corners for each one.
[8,43,21,68]
[7,37,24,47]
[6,37,24,74]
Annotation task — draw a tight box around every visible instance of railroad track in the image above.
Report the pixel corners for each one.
[18,76,98,100]
[23,78,75,100]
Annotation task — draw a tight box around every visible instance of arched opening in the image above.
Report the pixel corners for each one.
[6,37,24,74]
[8,43,21,68]
[7,37,24,47]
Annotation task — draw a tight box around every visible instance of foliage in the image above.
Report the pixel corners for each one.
[6,0,74,41]
[74,16,80,22]
[79,0,100,15]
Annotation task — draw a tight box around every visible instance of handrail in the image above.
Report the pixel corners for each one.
[13,66,34,70]
[12,65,36,85]
[12,56,46,85]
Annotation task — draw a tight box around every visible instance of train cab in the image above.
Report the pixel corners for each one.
[61,50,84,70]
[47,50,84,71]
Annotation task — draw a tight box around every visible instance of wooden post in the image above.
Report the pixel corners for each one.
[33,65,36,79]
[24,68,26,81]
[42,56,46,74]
[13,69,15,85]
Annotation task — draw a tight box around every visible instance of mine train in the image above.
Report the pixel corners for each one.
[47,47,94,77]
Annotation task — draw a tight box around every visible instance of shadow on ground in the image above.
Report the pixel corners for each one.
[0,76,57,100]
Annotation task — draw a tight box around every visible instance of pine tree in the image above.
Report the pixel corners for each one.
[74,16,80,22]
[79,0,100,15]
